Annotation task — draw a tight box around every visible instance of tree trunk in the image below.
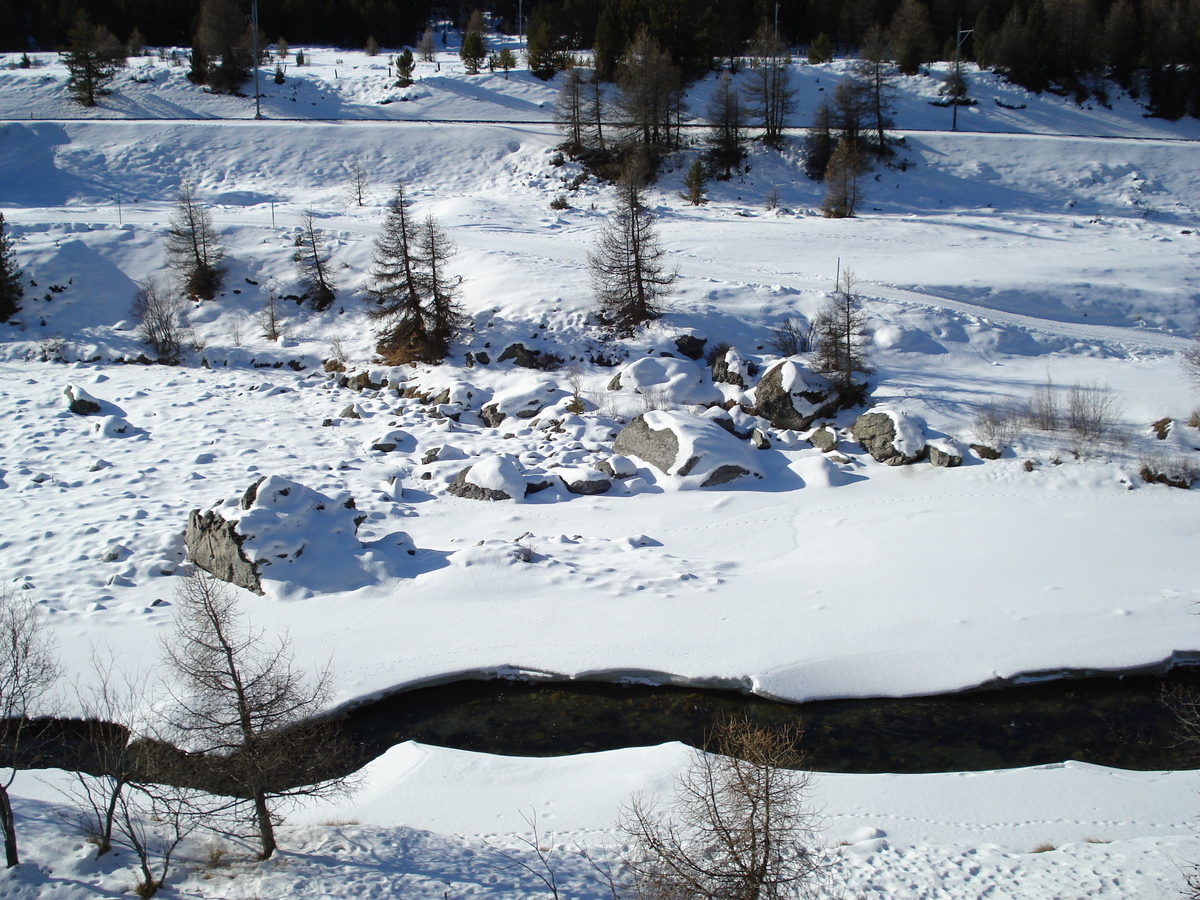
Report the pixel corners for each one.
[0,783,19,867]
[254,791,276,859]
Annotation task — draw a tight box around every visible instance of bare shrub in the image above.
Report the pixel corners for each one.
[640,384,674,412]
[1064,381,1121,453]
[973,398,1020,448]
[1183,335,1200,389]
[130,278,186,363]
[1023,377,1060,431]
[619,719,833,900]
[770,317,815,356]
[259,294,283,341]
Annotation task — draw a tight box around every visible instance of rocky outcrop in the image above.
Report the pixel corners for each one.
[613,415,681,475]
[711,347,752,388]
[851,409,927,465]
[185,508,263,594]
[753,361,843,431]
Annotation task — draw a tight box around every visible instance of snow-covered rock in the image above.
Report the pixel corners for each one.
[613,410,763,488]
[447,455,529,501]
[607,356,722,408]
[852,409,928,465]
[753,360,843,431]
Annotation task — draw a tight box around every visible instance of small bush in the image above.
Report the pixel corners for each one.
[769,317,814,356]
[130,278,185,364]
[973,399,1020,448]
[1030,843,1056,854]
[1023,378,1060,431]
[1064,381,1121,454]
[705,340,731,367]
[1188,408,1200,428]
[550,195,569,210]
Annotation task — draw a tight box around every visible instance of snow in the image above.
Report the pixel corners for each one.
[1,42,1199,899]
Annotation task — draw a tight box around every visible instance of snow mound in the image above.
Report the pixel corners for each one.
[610,356,722,408]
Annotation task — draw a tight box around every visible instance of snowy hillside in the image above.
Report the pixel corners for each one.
[0,44,1198,899]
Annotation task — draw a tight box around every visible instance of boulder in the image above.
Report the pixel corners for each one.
[481,381,562,427]
[851,409,927,465]
[339,404,362,419]
[753,361,843,431]
[970,443,1002,460]
[556,467,612,495]
[927,441,963,468]
[447,455,528,501]
[64,384,101,415]
[711,347,752,388]
[596,455,638,479]
[613,410,763,488]
[186,508,263,594]
[750,428,770,449]
[807,426,838,452]
[498,343,561,369]
[606,356,721,407]
[673,334,706,360]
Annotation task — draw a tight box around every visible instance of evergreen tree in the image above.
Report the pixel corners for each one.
[395,47,414,86]
[293,210,336,311]
[525,13,562,79]
[887,0,936,75]
[704,71,745,177]
[0,213,22,323]
[821,138,868,218]
[616,29,685,159]
[813,268,871,389]
[368,185,463,364]
[855,24,897,155]
[460,29,486,74]
[682,159,707,205]
[588,173,676,334]
[61,10,125,108]
[197,0,252,93]
[165,182,224,301]
[1101,0,1139,88]
[807,32,833,63]
[743,21,795,149]
[803,99,835,180]
[418,29,435,62]
[495,47,517,76]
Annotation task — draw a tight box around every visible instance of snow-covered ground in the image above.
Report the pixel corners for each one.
[0,43,1198,898]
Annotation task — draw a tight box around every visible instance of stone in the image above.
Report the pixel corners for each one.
[64,384,101,415]
[557,468,612,495]
[927,442,963,468]
[613,410,762,488]
[446,456,528,501]
[498,343,540,368]
[673,334,706,360]
[596,455,638,479]
[750,428,770,449]
[970,443,1002,460]
[346,371,381,391]
[851,409,927,466]
[613,415,681,475]
[753,361,843,431]
[808,426,838,452]
[711,347,750,387]
[339,404,361,419]
[185,508,263,594]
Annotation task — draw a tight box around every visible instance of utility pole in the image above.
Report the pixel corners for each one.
[951,18,972,132]
[774,2,780,39]
[251,0,263,119]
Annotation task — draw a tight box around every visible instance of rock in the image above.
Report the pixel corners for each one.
[100,544,125,563]
[927,441,963,468]
[446,456,528,501]
[422,447,442,465]
[673,334,706,360]
[498,343,561,369]
[970,443,1002,460]
[185,507,263,594]
[64,384,101,415]
[556,468,612,495]
[369,429,410,453]
[475,351,490,365]
[753,361,843,431]
[346,371,382,391]
[596,455,638,479]
[851,409,927,465]
[750,428,770,449]
[606,356,721,407]
[481,381,561,427]
[711,347,751,387]
[807,426,838,452]
[339,404,361,419]
[613,410,763,488]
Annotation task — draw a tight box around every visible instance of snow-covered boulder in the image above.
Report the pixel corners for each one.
[807,425,838,452]
[596,454,638,479]
[481,381,563,427]
[64,383,101,415]
[555,467,612,495]
[447,455,529,501]
[185,475,370,595]
[752,361,842,431]
[851,409,927,465]
[711,347,754,388]
[927,440,963,468]
[613,410,763,488]
[606,357,722,407]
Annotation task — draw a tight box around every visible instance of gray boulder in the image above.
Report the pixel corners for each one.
[673,334,706,360]
[753,361,842,431]
[851,409,927,466]
[557,468,613,495]
[808,426,838,452]
[928,442,963,468]
[64,384,102,416]
[613,411,762,488]
[185,508,263,594]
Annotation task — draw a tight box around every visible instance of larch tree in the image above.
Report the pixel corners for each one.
[855,25,898,156]
[704,71,746,177]
[162,574,352,861]
[0,212,23,323]
[294,210,336,311]
[197,0,252,92]
[619,719,832,900]
[588,173,676,334]
[821,138,868,217]
[553,66,587,155]
[0,588,60,868]
[813,268,872,390]
[368,184,463,364]
[165,181,224,300]
[616,29,685,160]
[887,0,937,75]
[743,21,795,149]
[803,99,835,180]
[61,10,125,108]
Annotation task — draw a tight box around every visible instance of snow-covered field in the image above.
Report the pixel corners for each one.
[1,42,1199,898]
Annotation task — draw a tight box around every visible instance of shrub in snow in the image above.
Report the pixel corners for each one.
[851,408,927,465]
[613,410,763,488]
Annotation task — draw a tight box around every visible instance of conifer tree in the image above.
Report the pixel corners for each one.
[165,182,224,300]
[0,213,22,323]
[704,71,745,177]
[368,185,463,364]
[395,47,414,86]
[855,25,897,155]
[743,21,795,148]
[804,99,835,180]
[61,10,125,107]
[813,269,872,390]
[682,159,707,205]
[821,139,868,217]
[294,210,336,311]
[589,173,676,334]
[197,0,252,93]
[616,29,685,159]
[887,0,936,75]
[554,66,587,154]
[460,10,487,74]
